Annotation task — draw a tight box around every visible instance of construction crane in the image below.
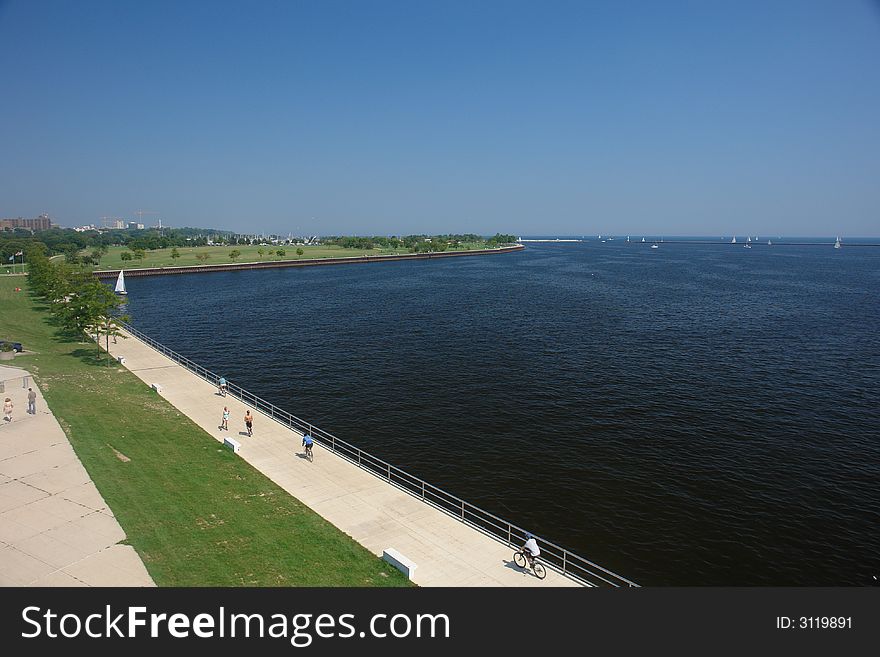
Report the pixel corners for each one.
[134,209,165,234]
[134,209,158,224]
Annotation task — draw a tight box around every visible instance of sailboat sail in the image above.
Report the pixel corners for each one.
[115,270,127,295]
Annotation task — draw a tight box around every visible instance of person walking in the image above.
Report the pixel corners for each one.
[221,406,229,431]
[27,388,37,415]
[3,397,13,422]
[244,410,253,437]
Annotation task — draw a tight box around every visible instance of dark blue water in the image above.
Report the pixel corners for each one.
[124,241,880,585]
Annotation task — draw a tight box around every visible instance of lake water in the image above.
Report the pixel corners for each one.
[124,239,880,585]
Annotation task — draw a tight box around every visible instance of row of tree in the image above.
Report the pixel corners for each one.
[25,244,128,364]
[0,226,235,263]
[323,233,517,253]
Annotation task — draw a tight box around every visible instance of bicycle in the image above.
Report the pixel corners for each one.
[513,550,546,579]
[303,440,314,462]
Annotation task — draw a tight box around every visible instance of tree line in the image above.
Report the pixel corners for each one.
[0,226,237,265]
[24,244,129,364]
[324,233,517,253]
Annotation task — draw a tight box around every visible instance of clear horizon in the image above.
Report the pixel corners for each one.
[2,1,879,237]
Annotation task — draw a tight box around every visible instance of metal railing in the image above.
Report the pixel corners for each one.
[121,322,639,587]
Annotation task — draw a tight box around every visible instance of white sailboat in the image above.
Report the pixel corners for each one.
[767,239,772,245]
[114,270,128,295]
[641,237,646,242]
[731,236,737,244]
[834,236,841,249]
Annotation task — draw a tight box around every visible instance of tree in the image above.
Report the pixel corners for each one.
[195,253,210,263]
[64,246,80,264]
[257,248,265,259]
[55,274,121,344]
[170,248,181,261]
[276,249,286,259]
[90,246,107,264]
[99,312,131,366]
[120,251,133,261]
[229,249,241,262]
[296,248,304,256]
[132,249,146,261]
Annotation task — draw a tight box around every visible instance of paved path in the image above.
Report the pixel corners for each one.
[0,365,154,586]
[111,334,582,587]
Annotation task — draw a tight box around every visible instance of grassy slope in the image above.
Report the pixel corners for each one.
[0,278,410,586]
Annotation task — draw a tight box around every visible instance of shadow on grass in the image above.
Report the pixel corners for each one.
[69,347,118,369]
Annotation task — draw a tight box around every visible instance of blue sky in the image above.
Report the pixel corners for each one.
[1,0,878,236]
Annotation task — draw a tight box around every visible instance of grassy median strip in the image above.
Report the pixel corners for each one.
[1,278,411,586]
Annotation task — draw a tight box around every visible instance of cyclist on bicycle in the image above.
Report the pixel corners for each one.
[302,434,314,458]
[218,376,228,397]
[523,533,540,568]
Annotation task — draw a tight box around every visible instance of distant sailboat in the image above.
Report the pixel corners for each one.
[834,236,841,249]
[114,270,127,295]
[641,237,646,243]
[731,236,737,244]
[767,239,772,245]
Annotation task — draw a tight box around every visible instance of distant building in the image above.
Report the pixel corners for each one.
[0,213,53,231]
[128,222,145,230]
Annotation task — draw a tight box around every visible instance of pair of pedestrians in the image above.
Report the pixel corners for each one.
[3,389,38,422]
[220,406,253,437]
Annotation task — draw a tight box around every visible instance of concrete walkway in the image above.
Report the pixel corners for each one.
[111,333,582,587]
[0,365,154,586]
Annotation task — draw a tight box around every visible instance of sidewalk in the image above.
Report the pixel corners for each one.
[112,334,583,587]
[0,365,154,586]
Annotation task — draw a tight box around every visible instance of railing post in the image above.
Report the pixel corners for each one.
[563,551,567,574]
[507,525,511,547]
[331,435,335,453]
[461,500,465,520]
[421,481,425,501]
[387,464,391,482]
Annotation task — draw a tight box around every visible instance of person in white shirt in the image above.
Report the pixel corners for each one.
[523,533,540,568]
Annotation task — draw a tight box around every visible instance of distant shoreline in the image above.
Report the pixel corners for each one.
[92,244,524,279]
[519,239,880,246]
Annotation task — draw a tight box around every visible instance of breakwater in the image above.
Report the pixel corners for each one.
[93,244,524,279]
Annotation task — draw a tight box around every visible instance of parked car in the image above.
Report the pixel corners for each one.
[1,341,23,352]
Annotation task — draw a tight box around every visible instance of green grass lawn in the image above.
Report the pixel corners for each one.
[93,244,410,270]
[0,277,411,586]
[90,242,493,270]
